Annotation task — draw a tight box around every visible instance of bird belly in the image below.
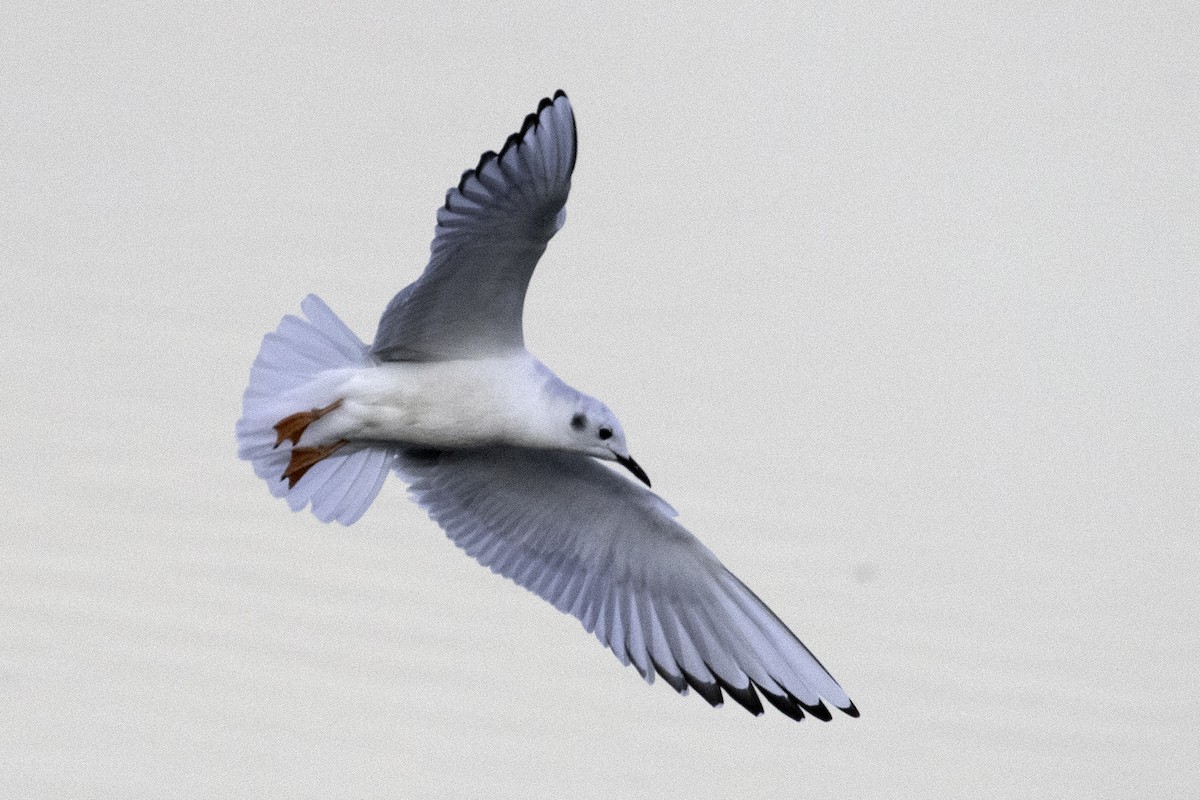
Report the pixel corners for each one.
[298,359,535,449]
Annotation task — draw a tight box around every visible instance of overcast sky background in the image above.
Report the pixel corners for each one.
[3,3,1197,798]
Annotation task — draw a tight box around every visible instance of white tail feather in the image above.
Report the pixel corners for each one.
[236,295,395,525]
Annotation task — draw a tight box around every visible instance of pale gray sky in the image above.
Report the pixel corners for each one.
[3,3,1197,798]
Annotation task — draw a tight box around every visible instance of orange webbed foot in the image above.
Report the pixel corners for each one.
[273,398,344,448]
[281,439,348,488]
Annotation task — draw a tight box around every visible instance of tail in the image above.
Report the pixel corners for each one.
[236,294,395,525]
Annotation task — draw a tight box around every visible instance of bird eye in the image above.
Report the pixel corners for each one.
[598,427,613,440]
[571,413,587,431]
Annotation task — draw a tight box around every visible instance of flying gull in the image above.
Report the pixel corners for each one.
[236,91,857,722]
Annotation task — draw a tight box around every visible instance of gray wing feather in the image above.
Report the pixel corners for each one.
[373,92,576,361]
[395,446,857,721]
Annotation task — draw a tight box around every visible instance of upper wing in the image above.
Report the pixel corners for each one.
[372,92,577,361]
[396,446,858,721]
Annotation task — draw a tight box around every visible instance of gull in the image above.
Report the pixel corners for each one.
[236,91,857,722]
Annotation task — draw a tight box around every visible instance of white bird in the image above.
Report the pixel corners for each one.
[236,91,857,722]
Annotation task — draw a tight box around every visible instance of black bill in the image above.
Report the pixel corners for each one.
[615,453,652,488]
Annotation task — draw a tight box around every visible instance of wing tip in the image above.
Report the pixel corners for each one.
[541,89,569,112]
[498,130,521,161]
[650,656,689,694]
[452,168,473,201]
[521,111,540,136]
[681,669,724,708]
[713,673,764,717]
[798,699,834,722]
[439,91,576,226]
[493,91,575,170]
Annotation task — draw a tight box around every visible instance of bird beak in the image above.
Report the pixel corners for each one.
[614,453,652,487]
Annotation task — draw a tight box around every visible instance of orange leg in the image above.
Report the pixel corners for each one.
[273,398,344,448]
[281,439,348,488]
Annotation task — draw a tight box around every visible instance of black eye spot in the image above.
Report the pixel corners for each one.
[598,427,613,440]
[571,413,587,431]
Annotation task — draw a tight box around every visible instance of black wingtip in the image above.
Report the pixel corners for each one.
[650,656,689,694]
[448,149,502,210]
[442,92,575,221]
[798,700,833,722]
[565,96,577,175]
[499,130,524,159]
[840,700,860,718]
[713,673,764,716]
[760,689,807,721]
[474,149,498,180]
[455,168,473,195]
[534,90,576,176]
[681,669,724,708]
